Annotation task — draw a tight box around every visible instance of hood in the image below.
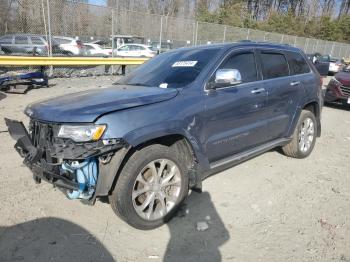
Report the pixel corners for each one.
[26,85,178,123]
[335,72,350,86]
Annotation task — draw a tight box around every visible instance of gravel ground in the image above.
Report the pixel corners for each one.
[0,76,349,262]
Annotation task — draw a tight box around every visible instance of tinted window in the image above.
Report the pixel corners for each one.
[30,36,44,45]
[286,52,310,75]
[15,36,28,45]
[116,47,220,88]
[261,52,289,79]
[53,38,72,44]
[0,36,13,44]
[219,52,257,83]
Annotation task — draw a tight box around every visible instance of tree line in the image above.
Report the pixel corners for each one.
[196,0,350,43]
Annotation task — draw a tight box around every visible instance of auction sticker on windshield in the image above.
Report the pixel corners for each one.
[172,61,198,67]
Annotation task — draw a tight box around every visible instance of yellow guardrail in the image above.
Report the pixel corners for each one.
[0,56,149,66]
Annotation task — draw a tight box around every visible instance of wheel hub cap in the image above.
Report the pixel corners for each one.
[298,117,315,153]
[132,159,182,221]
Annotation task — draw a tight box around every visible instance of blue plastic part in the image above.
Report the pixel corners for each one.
[61,158,98,200]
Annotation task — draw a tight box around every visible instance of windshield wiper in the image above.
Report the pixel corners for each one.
[112,82,152,87]
[128,83,152,87]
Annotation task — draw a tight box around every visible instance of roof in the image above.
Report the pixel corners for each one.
[0,33,45,37]
[173,41,302,53]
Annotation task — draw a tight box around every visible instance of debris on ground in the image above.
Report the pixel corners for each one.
[196,221,209,231]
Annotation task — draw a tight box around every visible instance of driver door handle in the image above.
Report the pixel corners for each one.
[251,88,266,94]
[290,81,301,86]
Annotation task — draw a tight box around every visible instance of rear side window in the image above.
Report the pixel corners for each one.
[286,52,310,75]
[30,36,44,45]
[261,52,289,79]
[219,52,258,83]
[54,38,72,44]
[0,36,13,44]
[15,36,29,45]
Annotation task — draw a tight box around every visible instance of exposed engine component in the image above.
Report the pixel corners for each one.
[61,158,98,199]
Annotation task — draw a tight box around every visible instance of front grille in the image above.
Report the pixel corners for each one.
[340,85,350,97]
[30,120,56,148]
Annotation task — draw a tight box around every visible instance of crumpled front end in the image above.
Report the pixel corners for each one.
[5,118,128,203]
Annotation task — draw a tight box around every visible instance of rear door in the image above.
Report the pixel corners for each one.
[204,49,269,163]
[258,49,306,140]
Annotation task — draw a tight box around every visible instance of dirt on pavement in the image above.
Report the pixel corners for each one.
[0,76,349,262]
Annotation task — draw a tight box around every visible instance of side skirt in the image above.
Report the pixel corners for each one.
[203,138,291,179]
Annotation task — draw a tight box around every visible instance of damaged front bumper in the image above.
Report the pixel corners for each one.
[5,118,129,204]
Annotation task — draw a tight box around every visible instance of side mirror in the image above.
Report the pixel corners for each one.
[212,69,242,89]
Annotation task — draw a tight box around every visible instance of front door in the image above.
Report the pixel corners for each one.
[204,50,269,163]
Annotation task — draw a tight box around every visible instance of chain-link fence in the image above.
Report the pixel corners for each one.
[1,0,350,61]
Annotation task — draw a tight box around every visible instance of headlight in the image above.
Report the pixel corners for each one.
[58,124,106,142]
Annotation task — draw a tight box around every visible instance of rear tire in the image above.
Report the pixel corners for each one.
[282,110,317,158]
[109,144,189,230]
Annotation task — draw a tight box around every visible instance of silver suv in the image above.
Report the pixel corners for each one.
[0,34,63,55]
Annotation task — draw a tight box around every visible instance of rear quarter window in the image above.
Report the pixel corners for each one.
[0,36,13,44]
[261,52,289,79]
[286,52,310,75]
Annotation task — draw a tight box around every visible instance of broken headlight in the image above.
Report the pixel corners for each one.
[58,124,106,142]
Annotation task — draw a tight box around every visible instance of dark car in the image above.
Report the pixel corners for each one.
[6,42,323,229]
[150,41,173,54]
[307,53,329,76]
[0,34,66,55]
[325,64,350,105]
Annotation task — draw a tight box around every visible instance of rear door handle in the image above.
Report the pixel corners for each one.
[290,81,301,86]
[251,88,266,94]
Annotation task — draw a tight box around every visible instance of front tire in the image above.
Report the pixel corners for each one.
[282,110,317,158]
[109,144,189,230]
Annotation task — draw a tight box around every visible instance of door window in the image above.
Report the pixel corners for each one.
[286,52,310,75]
[261,52,289,79]
[218,52,258,83]
[130,45,140,51]
[30,37,44,45]
[15,36,29,45]
[119,45,129,51]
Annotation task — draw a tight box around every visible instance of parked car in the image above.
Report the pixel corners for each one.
[53,36,88,56]
[307,53,329,76]
[6,42,323,229]
[0,34,65,55]
[115,44,156,58]
[328,58,344,75]
[84,43,112,56]
[325,64,350,105]
[149,41,173,54]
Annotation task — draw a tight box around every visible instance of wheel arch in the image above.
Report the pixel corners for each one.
[96,132,207,199]
[302,100,321,137]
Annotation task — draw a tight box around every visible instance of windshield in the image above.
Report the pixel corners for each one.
[115,47,221,88]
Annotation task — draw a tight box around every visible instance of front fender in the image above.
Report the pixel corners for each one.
[96,110,210,172]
